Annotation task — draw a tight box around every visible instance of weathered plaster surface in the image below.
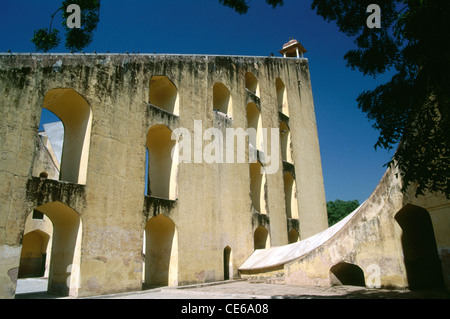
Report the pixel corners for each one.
[240,166,450,291]
[0,53,328,298]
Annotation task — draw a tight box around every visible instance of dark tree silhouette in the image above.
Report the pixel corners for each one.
[31,0,100,52]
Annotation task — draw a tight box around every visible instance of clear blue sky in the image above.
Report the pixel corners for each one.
[0,0,395,203]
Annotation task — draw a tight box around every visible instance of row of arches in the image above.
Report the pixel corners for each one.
[18,205,181,296]
[246,76,298,241]
[18,205,241,296]
[245,72,289,118]
[30,76,296,295]
[39,74,286,131]
[149,73,289,120]
[147,75,291,202]
[149,75,234,118]
[36,88,178,200]
[19,206,299,296]
[252,224,300,250]
[37,92,178,200]
[17,200,445,296]
[37,72,291,192]
[249,161,298,218]
[245,101,292,163]
[253,225,301,248]
[37,96,296,209]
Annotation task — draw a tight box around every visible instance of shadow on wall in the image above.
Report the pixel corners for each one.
[395,204,445,290]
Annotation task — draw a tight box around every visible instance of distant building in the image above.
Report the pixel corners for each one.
[279,38,307,58]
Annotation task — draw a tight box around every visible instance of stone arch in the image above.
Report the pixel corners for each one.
[34,113,62,181]
[247,102,263,150]
[288,228,300,244]
[395,204,444,290]
[254,226,270,250]
[284,172,299,219]
[276,78,288,117]
[18,230,51,279]
[280,121,293,163]
[18,202,82,297]
[245,72,260,97]
[143,215,178,287]
[39,172,49,179]
[42,88,92,185]
[146,124,178,200]
[250,161,267,215]
[213,82,233,118]
[149,75,180,116]
[223,246,232,280]
[330,262,365,287]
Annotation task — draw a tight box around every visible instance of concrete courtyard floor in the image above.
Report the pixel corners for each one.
[14,278,450,299]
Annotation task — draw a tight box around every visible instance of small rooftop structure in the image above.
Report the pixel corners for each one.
[279,38,307,58]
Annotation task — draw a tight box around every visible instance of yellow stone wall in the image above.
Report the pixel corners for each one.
[283,166,450,290]
[0,54,328,298]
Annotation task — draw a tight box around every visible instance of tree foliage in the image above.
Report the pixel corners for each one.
[218,0,284,14]
[327,199,360,226]
[31,28,61,53]
[311,0,450,198]
[32,0,285,51]
[31,0,100,52]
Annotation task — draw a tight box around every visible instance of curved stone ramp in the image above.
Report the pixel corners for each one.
[239,203,363,272]
[239,166,449,289]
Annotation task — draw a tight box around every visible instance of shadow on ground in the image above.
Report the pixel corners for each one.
[271,288,450,299]
[14,278,450,299]
[15,292,61,299]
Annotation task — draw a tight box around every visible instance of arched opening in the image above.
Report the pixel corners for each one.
[34,109,63,182]
[18,230,51,279]
[395,204,444,290]
[143,215,178,287]
[250,161,267,215]
[330,262,365,287]
[280,121,293,163]
[17,202,82,297]
[245,72,260,97]
[254,226,270,250]
[146,125,178,200]
[284,172,299,219]
[288,228,300,244]
[39,172,49,180]
[213,82,233,118]
[41,88,92,185]
[223,246,232,280]
[247,102,263,150]
[276,78,288,117]
[149,76,180,116]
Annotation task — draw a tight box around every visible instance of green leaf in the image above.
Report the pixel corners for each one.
[31,28,61,52]
[312,0,450,199]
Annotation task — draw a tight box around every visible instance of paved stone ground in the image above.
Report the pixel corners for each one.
[14,278,450,299]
